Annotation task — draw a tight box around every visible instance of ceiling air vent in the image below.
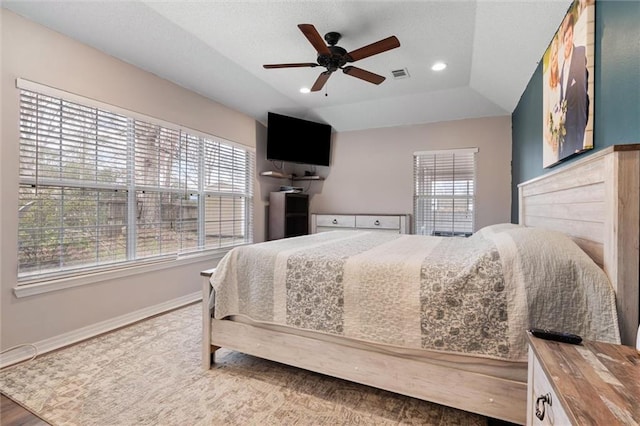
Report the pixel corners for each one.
[391,68,409,79]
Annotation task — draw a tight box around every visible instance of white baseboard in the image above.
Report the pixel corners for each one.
[0,292,201,369]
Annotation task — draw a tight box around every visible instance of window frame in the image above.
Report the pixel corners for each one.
[16,78,255,287]
[413,148,478,237]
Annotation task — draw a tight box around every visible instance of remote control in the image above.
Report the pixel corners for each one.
[528,328,582,345]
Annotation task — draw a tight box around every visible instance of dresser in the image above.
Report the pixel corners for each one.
[311,213,410,234]
[526,332,640,425]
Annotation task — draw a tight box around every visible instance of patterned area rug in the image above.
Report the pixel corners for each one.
[0,303,487,425]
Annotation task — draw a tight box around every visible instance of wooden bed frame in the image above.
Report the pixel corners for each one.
[201,144,639,425]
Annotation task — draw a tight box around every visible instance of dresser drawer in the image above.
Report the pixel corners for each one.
[314,214,356,228]
[356,215,400,230]
[528,349,571,425]
[312,213,409,234]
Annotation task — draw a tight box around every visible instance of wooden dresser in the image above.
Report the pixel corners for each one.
[310,213,410,234]
[526,333,640,425]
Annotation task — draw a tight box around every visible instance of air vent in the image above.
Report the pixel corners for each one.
[391,68,409,79]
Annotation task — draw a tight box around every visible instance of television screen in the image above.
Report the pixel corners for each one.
[266,112,332,166]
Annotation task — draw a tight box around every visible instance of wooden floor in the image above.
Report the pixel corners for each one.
[1,393,49,426]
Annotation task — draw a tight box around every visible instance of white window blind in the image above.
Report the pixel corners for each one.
[17,80,254,281]
[413,148,477,237]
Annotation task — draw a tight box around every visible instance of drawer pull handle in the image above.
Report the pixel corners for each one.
[535,393,552,421]
[332,219,338,224]
[374,220,380,226]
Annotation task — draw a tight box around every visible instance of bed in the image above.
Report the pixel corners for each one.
[201,144,639,425]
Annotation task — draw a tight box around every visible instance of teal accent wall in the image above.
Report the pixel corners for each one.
[511,0,640,222]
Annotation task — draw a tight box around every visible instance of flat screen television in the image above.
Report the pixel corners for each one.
[266,112,332,166]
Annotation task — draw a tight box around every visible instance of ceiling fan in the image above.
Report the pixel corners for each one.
[263,24,400,92]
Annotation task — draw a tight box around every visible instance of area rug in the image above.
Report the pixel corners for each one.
[0,303,487,426]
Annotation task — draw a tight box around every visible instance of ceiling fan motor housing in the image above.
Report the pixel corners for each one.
[317,45,348,71]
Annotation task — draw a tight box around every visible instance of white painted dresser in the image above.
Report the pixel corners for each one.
[310,213,410,234]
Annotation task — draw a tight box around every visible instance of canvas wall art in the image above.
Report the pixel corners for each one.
[542,0,595,168]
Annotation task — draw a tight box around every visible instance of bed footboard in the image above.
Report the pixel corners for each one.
[201,268,219,369]
[200,268,526,423]
[208,315,527,424]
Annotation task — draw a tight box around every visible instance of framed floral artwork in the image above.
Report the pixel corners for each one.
[542,0,594,168]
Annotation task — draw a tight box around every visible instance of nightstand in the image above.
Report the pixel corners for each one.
[526,332,640,425]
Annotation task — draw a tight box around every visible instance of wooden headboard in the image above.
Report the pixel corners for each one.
[518,144,639,346]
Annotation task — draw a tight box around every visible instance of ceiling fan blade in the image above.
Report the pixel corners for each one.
[298,24,331,56]
[346,36,400,62]
[342,66,386,85]
[263,63,318,69]
[310,71,332,92]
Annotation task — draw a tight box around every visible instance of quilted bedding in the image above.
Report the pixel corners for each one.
[209,224,620,362]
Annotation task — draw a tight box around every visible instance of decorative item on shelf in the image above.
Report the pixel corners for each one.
[260,171,292,179]
[293,175,323,181]
[279,186,303,193]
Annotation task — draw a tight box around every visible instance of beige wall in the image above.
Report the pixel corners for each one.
[0,9,263,352]
[307,117,512,230]
[2,9,512,355]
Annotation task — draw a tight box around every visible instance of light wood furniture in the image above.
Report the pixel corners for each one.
[518,144,639,347]
[203,145,639,425]
[526,333,640,425]
[311,213,410,234]
[268,192,309,240]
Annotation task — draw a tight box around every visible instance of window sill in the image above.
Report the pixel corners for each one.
[13,250,229,298]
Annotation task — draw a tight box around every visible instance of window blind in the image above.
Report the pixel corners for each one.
[17,80,254,280]
[413,148,477,237]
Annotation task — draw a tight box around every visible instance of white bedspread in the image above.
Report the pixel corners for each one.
[210,225,620,361]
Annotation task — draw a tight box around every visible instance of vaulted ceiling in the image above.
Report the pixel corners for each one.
[3,0,571,132]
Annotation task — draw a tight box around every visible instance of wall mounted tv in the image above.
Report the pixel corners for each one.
[266,112,332,166]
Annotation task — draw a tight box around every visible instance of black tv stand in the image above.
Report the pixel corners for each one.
[268,192,309,240]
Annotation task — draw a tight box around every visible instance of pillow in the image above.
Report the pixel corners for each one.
[492,226,621,349]
[472,223,521,239]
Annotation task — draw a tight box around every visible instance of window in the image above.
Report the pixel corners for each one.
[17,79,254,281]
[413,148,477,237]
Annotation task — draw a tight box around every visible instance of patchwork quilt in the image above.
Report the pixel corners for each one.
[209,225,620,361]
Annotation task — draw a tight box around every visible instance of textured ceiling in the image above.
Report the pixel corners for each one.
[3,0,572,132]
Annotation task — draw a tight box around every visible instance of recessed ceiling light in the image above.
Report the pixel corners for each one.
[300,87,311,94]
[431,62,447,71]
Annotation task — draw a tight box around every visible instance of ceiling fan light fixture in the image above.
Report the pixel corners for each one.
[300,87,311,94]
[431,62,447,71]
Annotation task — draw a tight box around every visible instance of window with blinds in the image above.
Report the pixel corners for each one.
[413,148,477,237]
[17,80,254,280]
